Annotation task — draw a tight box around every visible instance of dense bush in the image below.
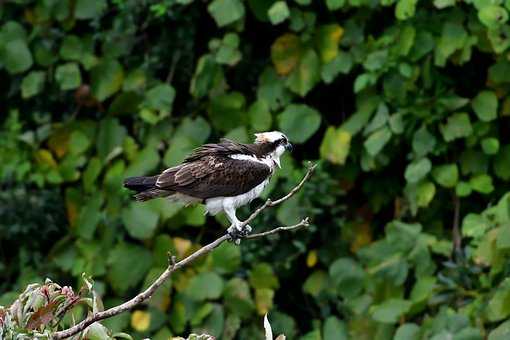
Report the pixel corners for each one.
[2,0,510,338]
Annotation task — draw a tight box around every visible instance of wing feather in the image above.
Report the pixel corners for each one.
[156,155,271,199]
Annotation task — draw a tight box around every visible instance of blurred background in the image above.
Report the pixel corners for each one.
[2,0,510,338]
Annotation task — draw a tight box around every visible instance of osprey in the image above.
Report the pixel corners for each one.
[123,131,292,238]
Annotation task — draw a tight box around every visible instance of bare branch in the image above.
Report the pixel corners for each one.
[53,163,316,339]
[246,217,310,239]
[239,162,317,229]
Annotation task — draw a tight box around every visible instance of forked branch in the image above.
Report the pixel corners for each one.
[53,163,316,339]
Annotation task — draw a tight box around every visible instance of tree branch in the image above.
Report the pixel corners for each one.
[53,163,316,339]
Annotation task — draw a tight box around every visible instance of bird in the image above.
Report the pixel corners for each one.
[123,131,293,240]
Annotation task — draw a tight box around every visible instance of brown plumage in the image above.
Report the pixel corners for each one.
[123,131,292,238]
[124,139,278,201]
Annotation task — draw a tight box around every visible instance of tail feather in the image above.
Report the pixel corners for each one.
[134,188,172,201]
[123,176,158,192]
[124,175,173,201]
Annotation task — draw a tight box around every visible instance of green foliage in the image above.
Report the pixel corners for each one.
[2,0,510,338]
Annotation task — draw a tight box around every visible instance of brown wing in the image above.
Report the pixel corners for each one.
[156,155,271,199]
[183,139,257,162]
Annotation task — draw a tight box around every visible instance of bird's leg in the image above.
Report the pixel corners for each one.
[224,206,252,242]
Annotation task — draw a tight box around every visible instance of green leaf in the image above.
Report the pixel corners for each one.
[190,303,214,326]
[211,242,241,274]
[60,35,84,61]
[208,0,245,27]
[271,34,302,76]
[249,263,279,289]
[487,286,510,321]
[75,0,107,19]
[96,118,127,162]
[315,24,343,63]
[323,316,348,340]
[278,104,321,143]
[496,226,510,249]
[341,95,379,135]
[83,322,111,340]
[286,49,320,97]
[125,146,160,178]
[214,33,242,66]
[224,278,255,319]
[363,50,388,71]
[394,323,421,340]
[364,103,389,135]
[329,258,365,299]
[472,91,498,122]
[121,203,159,240]
[268,1,290,25]
[276,196,301,225]
[1,39,33,74]
[69,130,91,155]
[469,174,494,194]
[300,329,321,340]
[321,51,353,83]
[183,205,206,226]
[370,299,412,323]
[75,193,103,240]
[432,164,459,188]
[21,71,45,98]
[354,73,377,93]
[143,84,176,113]
[186,272,224,301]
[55,63,82,90]
[83,157,102,192]
[462,213,490,238]
[190,55,224,98]
[320,127,351,165]
[489,60,510,85]
[249,100,272,131]
[495,145,510,180]
[482,137,500,155]
[435,22,467,67]
[410,276,436,304]
[460,149,489,175]
[303,270,328,297]
[255,288,274,315]
[91,59,124,101]
[456,181,472,197]
[440,113,473,142]
[208,92,247,132]
[395,0,418,20]
[326,0,345,10]
[416,181,436,208]
[364,126,392,156]
[478,5,508,29]
[412,126,436,157]
[489,320,510,340]
[108,243,152,294]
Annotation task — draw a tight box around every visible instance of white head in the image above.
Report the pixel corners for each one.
[254,131,293,168]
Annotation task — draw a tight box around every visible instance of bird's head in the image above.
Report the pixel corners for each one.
[254,131,293,168]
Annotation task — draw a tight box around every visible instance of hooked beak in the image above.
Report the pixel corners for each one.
[285,143,293,152]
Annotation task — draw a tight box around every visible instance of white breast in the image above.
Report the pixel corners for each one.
[204,153,274,216]
[205,178,270,216]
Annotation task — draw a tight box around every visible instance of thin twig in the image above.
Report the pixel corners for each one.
[53,163,316,339]
[166,51,181,84]
[239,162,317,229]
[246,218,310,239]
